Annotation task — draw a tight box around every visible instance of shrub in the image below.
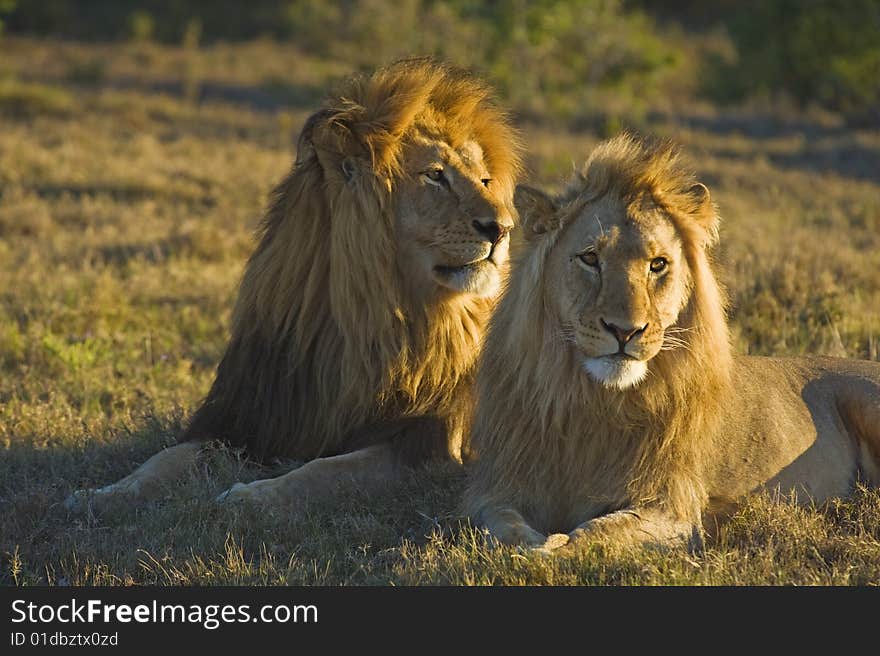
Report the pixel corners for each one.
[0,0,16,35]
[1,0,684,125]
[708,0,880,114]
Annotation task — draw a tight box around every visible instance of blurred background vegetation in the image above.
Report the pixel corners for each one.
[1,0,878,127]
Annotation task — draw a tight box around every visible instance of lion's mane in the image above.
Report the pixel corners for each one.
[182,59,521,462]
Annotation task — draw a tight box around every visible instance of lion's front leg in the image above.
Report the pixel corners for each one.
[65,441,202,513]
[566,507,701,550]
[216,443,398,508]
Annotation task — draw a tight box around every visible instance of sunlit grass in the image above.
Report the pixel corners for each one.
[1,37,879,586]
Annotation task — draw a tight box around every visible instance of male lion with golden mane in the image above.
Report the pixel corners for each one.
[464,133,880,551]
[67,59,520,512]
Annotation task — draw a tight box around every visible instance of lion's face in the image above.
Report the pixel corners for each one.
[524,189,693,390]
[393,133,514,300]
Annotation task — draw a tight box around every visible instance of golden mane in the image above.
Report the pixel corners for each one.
[559,133,720,247]
[181,59,521,462]
[467,133,731,529]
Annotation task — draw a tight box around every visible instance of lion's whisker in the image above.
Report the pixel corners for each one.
[661,334,693,354]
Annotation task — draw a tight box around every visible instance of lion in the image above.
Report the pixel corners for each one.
[464,133,880,552]
[66,59,521,513]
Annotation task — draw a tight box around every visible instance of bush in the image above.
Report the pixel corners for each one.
[0,0,16,34]
[277,0,682,124]
[484,0,681,123]
[708,0,880,114]
[1,0,683,124]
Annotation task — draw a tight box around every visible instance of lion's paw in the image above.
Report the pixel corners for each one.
[486,523,547,550]
[216,481,277,506]
[63,489,92,514]
[215,482,250,504]
[543,532,571,550]
[63,483,135,515]
[529,532,570,556]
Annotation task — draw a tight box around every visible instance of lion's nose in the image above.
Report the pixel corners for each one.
[472,219,510,245]
[600,319,647,349]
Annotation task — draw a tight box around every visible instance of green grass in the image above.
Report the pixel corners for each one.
[1,37,880,586]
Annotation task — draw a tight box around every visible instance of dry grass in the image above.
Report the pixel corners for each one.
[1,37,879,586]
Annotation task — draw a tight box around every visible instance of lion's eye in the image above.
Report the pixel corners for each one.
[578,251,599,268]
[650,257,668,273]
[481,178,492,188]
[423,168,445,183]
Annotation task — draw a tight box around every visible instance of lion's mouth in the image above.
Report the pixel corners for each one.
[583,355,650,390]
[431,255,501,297]
[434,257,492,277]
[434,237,505,277]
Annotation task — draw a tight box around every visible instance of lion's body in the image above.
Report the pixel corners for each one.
[705,356,880,514]
[465,134,880,550]
[68,60,521,512]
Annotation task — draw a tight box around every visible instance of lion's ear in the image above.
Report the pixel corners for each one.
[514,185,559,239]
[688,182,711,213]
[298,108,375,185]
[687,182,720,246]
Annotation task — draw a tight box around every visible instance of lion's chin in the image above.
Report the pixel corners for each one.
[583,356,649,390]
[433,261,500,298]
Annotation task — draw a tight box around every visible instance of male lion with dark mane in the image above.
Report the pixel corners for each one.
[67,59,520,512]
[464,133,880,551]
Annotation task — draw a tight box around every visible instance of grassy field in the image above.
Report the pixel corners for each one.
[2,36,880,586]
